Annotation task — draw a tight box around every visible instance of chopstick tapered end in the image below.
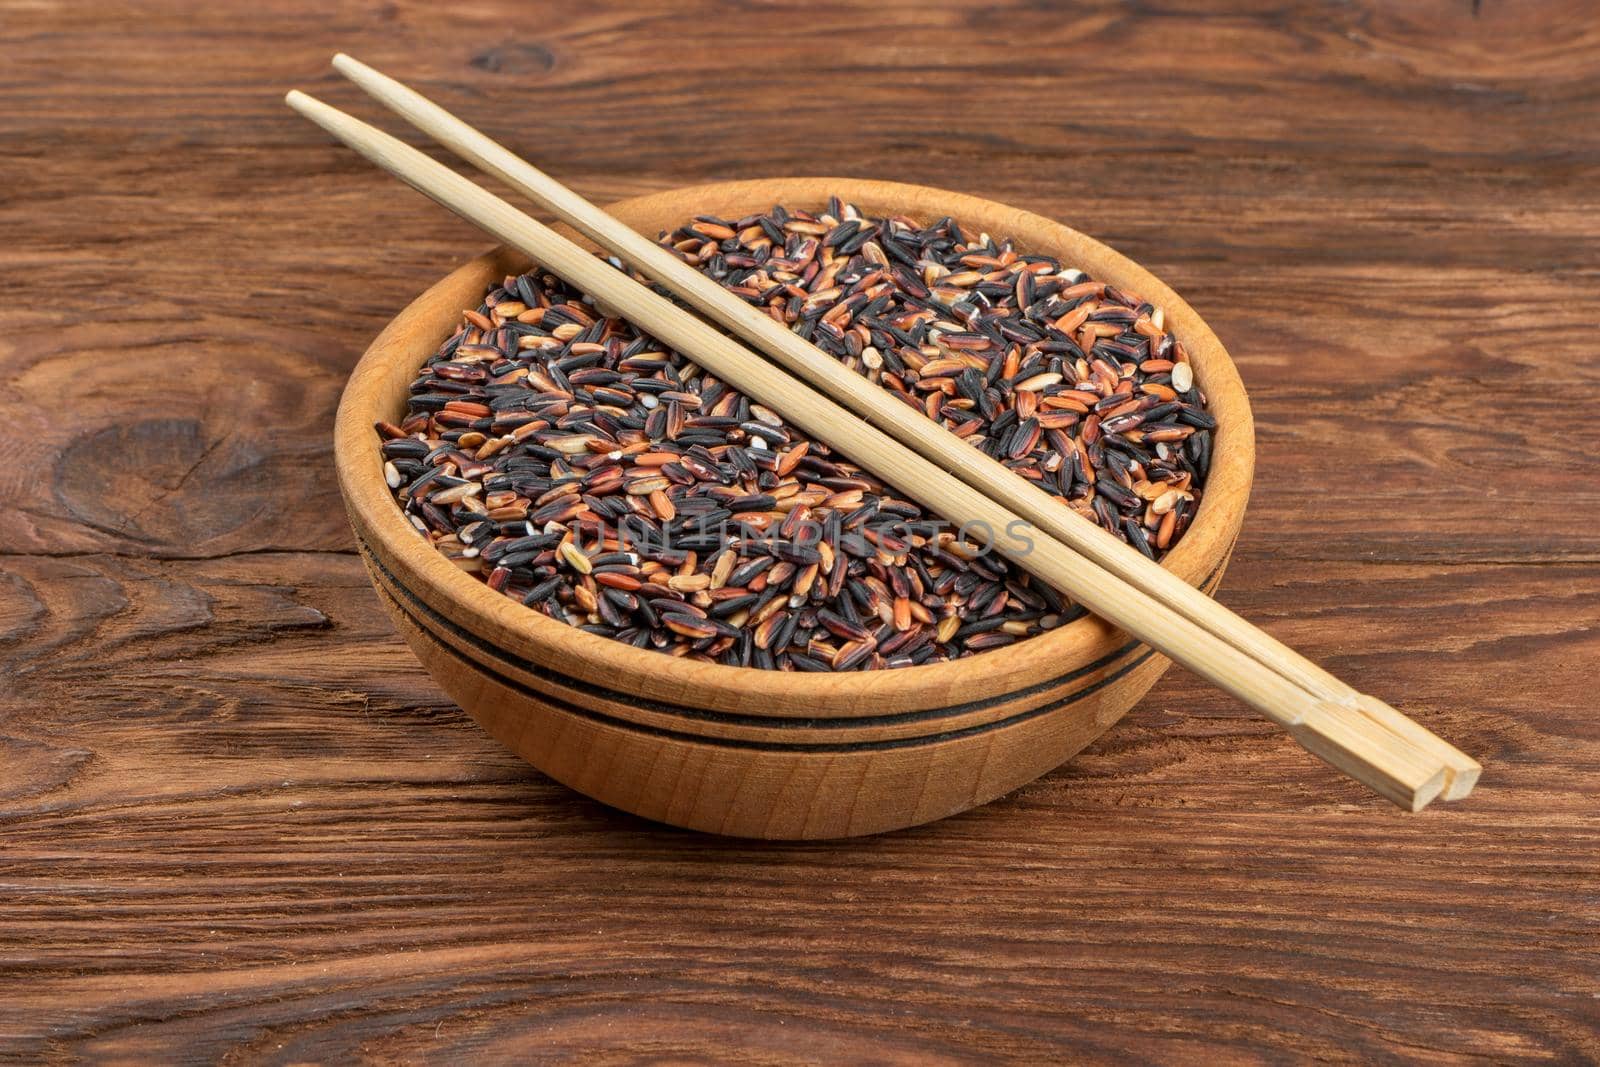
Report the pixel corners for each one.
[283,91,359,146]
[333,53,388,91]
[284,90,333,125]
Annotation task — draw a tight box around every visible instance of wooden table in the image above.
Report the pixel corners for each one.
[4,2,1596,1060]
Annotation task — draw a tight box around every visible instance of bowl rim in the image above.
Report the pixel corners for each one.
[336,177,1255,717]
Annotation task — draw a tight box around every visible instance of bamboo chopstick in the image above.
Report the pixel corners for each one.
[327,55,1479,801]
[286,87,1454,810]
[332,56,1483,802]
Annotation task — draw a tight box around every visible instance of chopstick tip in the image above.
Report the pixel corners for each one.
[332,52,380,84]
[284,90,334,125]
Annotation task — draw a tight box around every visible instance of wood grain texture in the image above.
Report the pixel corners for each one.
[1,0,1597,1061]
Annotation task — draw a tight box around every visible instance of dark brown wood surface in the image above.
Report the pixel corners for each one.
[3,1,1597,1061]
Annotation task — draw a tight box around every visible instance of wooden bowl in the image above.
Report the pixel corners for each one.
[336,178,1255,838]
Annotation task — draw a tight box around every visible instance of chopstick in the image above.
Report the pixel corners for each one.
[286,87,1461,810]
[326,56,1480,802]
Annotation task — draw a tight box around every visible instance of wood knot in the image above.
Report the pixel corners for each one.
[470,44,555,75]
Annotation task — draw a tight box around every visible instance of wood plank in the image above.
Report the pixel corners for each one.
[1,552,1595,1059]
[2,0,1598,1059]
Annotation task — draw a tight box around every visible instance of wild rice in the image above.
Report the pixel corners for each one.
[378,199,1212,671]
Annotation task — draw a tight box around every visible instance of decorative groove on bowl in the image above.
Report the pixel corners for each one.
[361,533,1228,745]
[377,578,1174,838]
[377,575,1159,752]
